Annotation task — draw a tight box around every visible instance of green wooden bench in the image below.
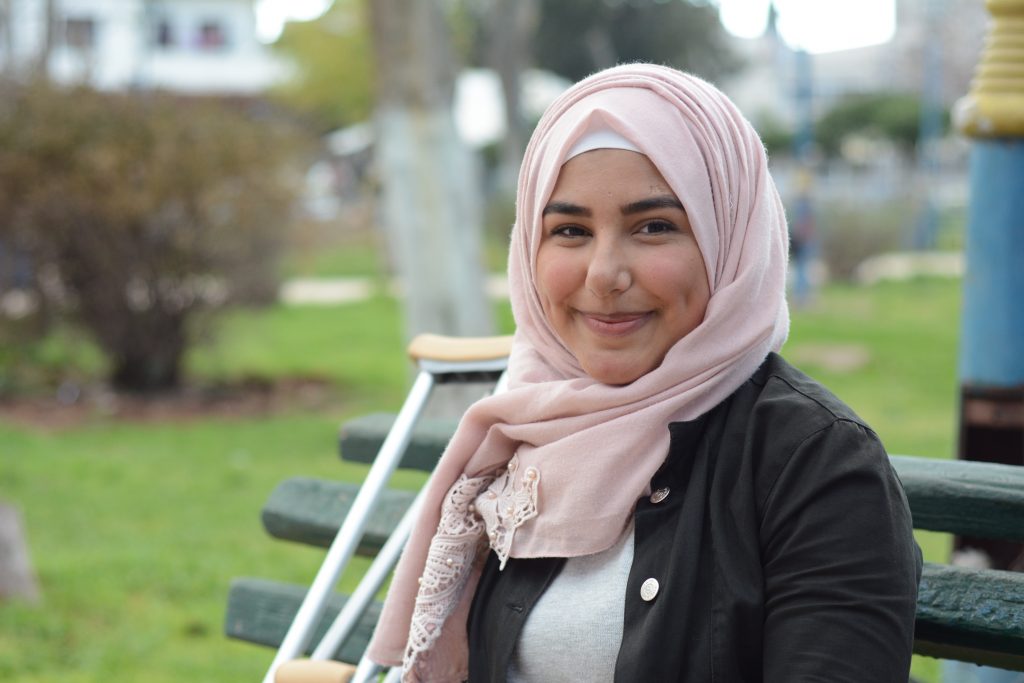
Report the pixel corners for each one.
[225,413,1024,670]
[225,413,450,662]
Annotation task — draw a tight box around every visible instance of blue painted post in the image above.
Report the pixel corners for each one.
[913,0,944,250]
[960,140,1024,388]
[790,47,816,307]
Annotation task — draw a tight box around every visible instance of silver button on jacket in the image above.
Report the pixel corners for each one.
[640,577,660,602]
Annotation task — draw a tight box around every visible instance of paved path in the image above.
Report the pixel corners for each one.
[280,274,510,305]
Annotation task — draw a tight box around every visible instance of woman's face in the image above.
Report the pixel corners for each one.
[536,148,710,385]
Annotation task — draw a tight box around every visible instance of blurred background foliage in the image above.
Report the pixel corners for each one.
[270,0,739,130]
[528,0,740,83]
[271,0,375,131]
[815,91,949,159]
[0,82,310,392]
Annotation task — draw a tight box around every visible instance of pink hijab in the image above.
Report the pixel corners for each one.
[367,64,790,681]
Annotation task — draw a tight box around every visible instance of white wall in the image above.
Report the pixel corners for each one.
[1,0,288,94]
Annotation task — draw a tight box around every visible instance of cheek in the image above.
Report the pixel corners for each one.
[535,248,580,313]
[646,249,710,309]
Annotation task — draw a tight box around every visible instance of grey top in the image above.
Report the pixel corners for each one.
[507,521,634,682]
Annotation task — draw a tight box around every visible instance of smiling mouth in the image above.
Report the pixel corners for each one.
[579,311,651,336]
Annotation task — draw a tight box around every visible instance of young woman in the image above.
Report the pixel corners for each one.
[367,63,921,682]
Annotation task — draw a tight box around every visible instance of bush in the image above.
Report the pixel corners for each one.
[812,199,915,281]
[0,81,306,392]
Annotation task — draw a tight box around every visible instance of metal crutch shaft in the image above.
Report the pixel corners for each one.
[309,486,427,660]
[348,366,510,680]
[352,663,401,683]
[350,658,385,683]
[262,369,437,683]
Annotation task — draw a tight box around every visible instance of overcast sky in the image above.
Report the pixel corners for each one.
[255,0,897,54]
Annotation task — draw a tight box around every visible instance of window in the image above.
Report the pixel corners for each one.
[197,21,227,50]
[154,19,175,48]
[64,17,96,50]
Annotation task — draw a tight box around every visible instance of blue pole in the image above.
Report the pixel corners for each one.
[913,0,944,250]
[959,139,1024,387]
[790,47,815,306]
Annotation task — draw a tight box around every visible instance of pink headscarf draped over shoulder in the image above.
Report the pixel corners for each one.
[367,64,790,681]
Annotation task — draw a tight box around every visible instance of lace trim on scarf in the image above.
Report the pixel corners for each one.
[476,455,541,569]
[401,457,543,681]
[403,473,493,682]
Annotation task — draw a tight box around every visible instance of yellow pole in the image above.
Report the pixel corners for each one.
[954,0,1024,137]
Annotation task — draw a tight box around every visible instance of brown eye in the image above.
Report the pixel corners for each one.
[552,225,589,238]
[638,220,676,235]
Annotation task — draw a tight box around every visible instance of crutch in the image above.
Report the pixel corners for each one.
[265,333,513,683]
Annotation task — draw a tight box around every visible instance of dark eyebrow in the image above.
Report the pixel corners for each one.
[542,201,591,218]
[622,195,686,215]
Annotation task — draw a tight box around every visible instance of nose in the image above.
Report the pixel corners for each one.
[585,238,631,297]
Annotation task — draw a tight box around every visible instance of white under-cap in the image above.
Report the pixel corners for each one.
[564,126,642,162]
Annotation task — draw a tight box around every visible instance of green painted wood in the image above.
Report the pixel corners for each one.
[236,429,1024,667]
[227,566,1024,670]
[334,422,1024,541]
[915,562,1024,669]
[891,455,1024,542]
[224,577,381,663]
[338,412,458,472]
[261,477,415,552]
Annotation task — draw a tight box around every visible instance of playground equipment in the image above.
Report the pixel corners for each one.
[953,0,1024,572]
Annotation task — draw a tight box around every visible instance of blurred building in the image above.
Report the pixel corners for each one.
[0,0,289,94]
[721,0,988,129]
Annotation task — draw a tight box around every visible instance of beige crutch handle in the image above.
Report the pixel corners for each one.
[407,333,514,363]
[274,659,357,683]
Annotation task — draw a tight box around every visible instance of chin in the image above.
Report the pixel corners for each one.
[583,360,652,386]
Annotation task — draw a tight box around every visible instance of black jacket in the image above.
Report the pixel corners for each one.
[467,353,922,682]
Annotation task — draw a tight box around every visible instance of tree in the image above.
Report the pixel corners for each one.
[0,83,304,392]
[480,0,538,192]
[754,112,796,159]
[36,0,56,79]
[271,0,375,131]
[532,0,741,83]
[368,0,494,347]
[815,92,947,160]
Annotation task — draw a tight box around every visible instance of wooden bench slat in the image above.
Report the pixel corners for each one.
[891,455,1024,542]
[915,562,1024,670]
[335,421,1024,544]
[224,577,380,663]
[262,478,415,552]
[338,412,458,473]
[226,567,1024,671]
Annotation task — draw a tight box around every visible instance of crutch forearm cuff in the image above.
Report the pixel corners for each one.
[274,659,357,683]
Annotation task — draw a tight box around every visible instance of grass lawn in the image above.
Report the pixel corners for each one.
[1,277,962,682]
